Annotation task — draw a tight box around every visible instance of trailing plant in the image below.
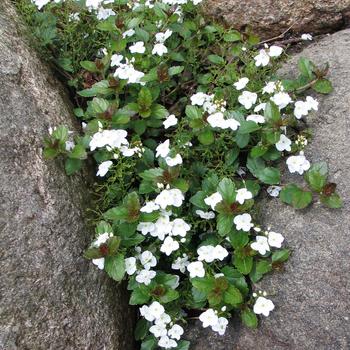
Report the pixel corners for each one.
[22,0,342,348]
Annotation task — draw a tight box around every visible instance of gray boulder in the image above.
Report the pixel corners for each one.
[0,2,134,349]
[203,0,350,39]
[186,29,350,349]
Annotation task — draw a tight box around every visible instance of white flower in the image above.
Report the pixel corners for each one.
[199,309,218,328]
[234,77,249,90]
[187,261,205,278]
[122,29,135,38]
[271,92,292,109]
[152,43,168,56]
[207,112,225,128]
[32,0,50,10]
[168,189,184,207]
[136,269,156,285]
[197,245,215,263]
[155,30,173,43]
[140,201,160,213]
[140,305,154,321]
[190,92,208,106]
[246,114,265,124]
[156,139,170,158]
[155,312,172,325]
[90,129,128,151]
[111,54,124,67]
[213,245,229,261]
[137,222,156,235]
[276,134,292,152]
[286,153,310,175]
[96,160,113,177]
[93,232,112,247]
[263,81,277,94]
[305,96,318,111]
[97,8,115,20]
[150,323,167,338]
[171,218,191,237]
[301,33,313,41]
[254,103,266,113]
[153,214,173,240]
[149,301,165,319]
[129,41,145,54]
[224,118,241,131]
[92,258,105,270]
[253,296,275,317]
[254,49,270,67]
[195,210,215,219]
[268,45,283,57]
[165,154,183,167]
[140,251,157,270]
[268,231,284,248]
[267,185,281,197]
[238,91,258,109]
[168,324,184,340]
[160,236,180,256]
[251,236,270,255]
[211,317,228,335]
[163,114,178,129]
[65,140,75,151]
[155,190,174,210]
[294,101,309,119]
[158,336,177,349]
[125,257,137,275]
[236,188,253,205]
[204,192,223,210]
[114,62,145,84]
[233,213,253,232]
[172,255,189,273]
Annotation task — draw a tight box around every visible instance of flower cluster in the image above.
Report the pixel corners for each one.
[35,0,340,347]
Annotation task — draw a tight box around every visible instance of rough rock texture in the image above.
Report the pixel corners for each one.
[203,0,350,39]
[0,2,134,349]
[186,29,350,349]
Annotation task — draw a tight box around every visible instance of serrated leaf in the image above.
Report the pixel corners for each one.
[223,285,243,305]
[241,308,258,328]
[104,253,125,281]
[320,193,343,208]
[272,249,290,263]
[312,79,333,94]
[168,65,184,76]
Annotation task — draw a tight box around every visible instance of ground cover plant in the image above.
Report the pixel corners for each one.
[18,0,342,348]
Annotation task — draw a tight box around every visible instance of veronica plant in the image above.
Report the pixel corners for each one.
[24,0,343,348]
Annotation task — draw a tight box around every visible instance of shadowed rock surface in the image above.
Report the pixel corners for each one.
[0,1,134,349]
[186,29,350,349]
[204,0,350,39]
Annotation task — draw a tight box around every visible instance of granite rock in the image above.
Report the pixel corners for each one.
[0,2,134,349]
[186,29,350,350]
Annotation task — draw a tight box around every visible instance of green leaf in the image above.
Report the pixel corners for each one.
[229,231,249,249]
[185,105,202,120]
[217,213,234,236]
[223,285,243,305]
[138,88,153,117]
[304,162,328,192]
[65,158,82,175]
[217,178,236,203]
[192,276,215,294]
[272,249,290,263]
[159,289,180,303]
[264,101,281,123]
[90,97,109,114]
[130,286,151,305]
[320,193,343,208]
[257,167,281,185]
[69,144,87,160]
[175,340,190,350]
[190,191,208,209]
[241,308,258,328]
[134,318,150,341]
[223,31,241,42]
[237,120,261,134]
[235,133,250,148]
[104,253,125,281]
[225,147,239,165]
[140,336,157,350]
[208,54,225,65]
[52,126,68,142]
[312,79,333,94]
[168,66,184,76]
[198,129,214,145]
[234,255,253,275]
[43,147,59,159]
[84,247,102,259]
[104,206,129,221]
[250,260,272,283]
[298,57,314,79]
[80,60,97,72]
[250,145,268,158]
[280,184,313,209]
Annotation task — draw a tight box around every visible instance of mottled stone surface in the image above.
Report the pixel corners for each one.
[0,1,134,349]
[203,0,350,39]
[186,29,350,349]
